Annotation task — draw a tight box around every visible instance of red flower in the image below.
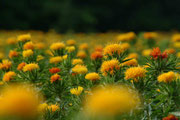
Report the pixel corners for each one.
[49,67,61,74]
[150,47,168,59]
[162,114,178,120]
[161,51,168,59]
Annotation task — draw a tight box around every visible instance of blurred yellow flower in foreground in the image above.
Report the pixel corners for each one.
[158,71,176,83]
[0,84,41,118]
[79,43,88,50]
[77,50,87,59]
[66,46,75,53]
[66,39,76,46]
[84,85,140,116]
[70,86,84,96]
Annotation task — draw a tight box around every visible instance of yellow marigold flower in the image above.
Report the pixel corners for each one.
[23,49,33,58]
[35,42,46,49]
[122,58,138,66]
[7,37,17,45]
[70,86,84,96]
[66,39,76,46]
[143,32,157,39]
[128,53,138,59]
[79,43,88,50]
[23,63,39,72]
[36,55,44,61]
[172,34,180,42]
[85,72,100,81]
[72,65,88,74]
[173,42,180,48]
[50,42,65,50]
[164,48,176,54]
[103,44,125,56]
[84,85,140,116]
[0,52,5,59]
[116,32,136,42]
[121,43,130,50]
[142,49,152,56]
[3,71,16,82]
[100,59,120,76]
[50,74,62,83]
[66,46,75,53]
[9,50,19,58]
[0,59,12,70]
[48,104,59,112]
[38,103,48,113]
[17,34,31,42]
[157,71,176,83]
[0,84,41,117]
[49,56,62,64]
[77,50,86,59]
[125,67,146,82]
[62,55,68,60]
[45,50,54,56]
[72,59,84,65]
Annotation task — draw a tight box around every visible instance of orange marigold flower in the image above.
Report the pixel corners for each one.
[49,67,61,74]
[48,104,60,112]
[23,41,34,50]
[79,43,88,50]
[164,48,176,54]
[50,74,61,83]
[163,114,178,120]
[91,51,103,60]
[143,32,157,39]
[66,39,76,46]
[0,59,12,70]
[3,71,16,82]
[77,51,86,59]
[101,59,120,76]
[94,45,103,52]
[17,62,26,71]
[9,50,19,58]
[125,67,146,82]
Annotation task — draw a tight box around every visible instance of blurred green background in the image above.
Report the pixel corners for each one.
[1,0,180,32]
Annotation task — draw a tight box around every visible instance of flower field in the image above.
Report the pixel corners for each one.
[0,30,179,120]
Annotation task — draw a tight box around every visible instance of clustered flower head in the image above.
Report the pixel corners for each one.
[23,41,34,50]
[70,86,84,96]
[84,85,140,116]
[23,63,39,72]
[17,34,31,42]
[91,51,103,60]
[3,71,16,82]
[85,72,100,81]
[72,59,84,65]
[143,32,157,39]
[77,50,86,59]
[158,71,176,83]
[101,59,120,76]
[122,58,138,66]
[72,65,88,74]
[66,39,76,46]
[50,74,61,83]
[116,32,136,42]
[66,46,75,53]
[49,56,62,64]
[23,49,34,58]
[162,114,178,120]
[125,66,146,82]
[17,62,26,71]
[0,59,12,70]
[79,43,88,50]
[50,42,65,50]
[49,67,61,74]
[9,50,19,58]
[150,47,168,60]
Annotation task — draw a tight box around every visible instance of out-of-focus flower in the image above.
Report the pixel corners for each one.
[172,34,180,42]
[72,59,84,65]
[48,104,59,112]
[72,65,88,74]
[121,43,130,50]
[23,63,39,72]
[162,114,178,120]
[94,45,103,52]
[17,34,31,42]
[151,47,168,59]
[70,86,84,96]
[84,85,140,116]
[101,59,120,76]
[91,51,103,60]
[36,55,44,61]
[66,39,76,46]
[116,32,136,42]
[50,42,65,50]
[50,74,61,83]
[177,52,180,58]
[62,54,68,60]
[38,103,48,113]
[35,42,46,49]
[122,58,138,66]
[3,71,16,82]
[49,56,62,64]
[125,67,146,82]
[103,44,125,56]
[0,84,41,118]
[85,72,100,81]
[45,50,54,56]
[49,67,61,74]
[0,59,12,70]
[23,41,34,50]
[0,52,5,59]
[17,62,26,71]
[158,71,176,83]
[164,48,176,54]
[173,42,180,48]
[143,32,157,39]
[79,43,88,50]
[23,49,33,58]
[9,50,19,58]
[142,49,152,56]
[7,37,17,45]
[128,53,138,59]
[77,51,86,59]
[66,46,75,53]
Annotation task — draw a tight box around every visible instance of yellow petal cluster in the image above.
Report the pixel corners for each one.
[157,71,176,83]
